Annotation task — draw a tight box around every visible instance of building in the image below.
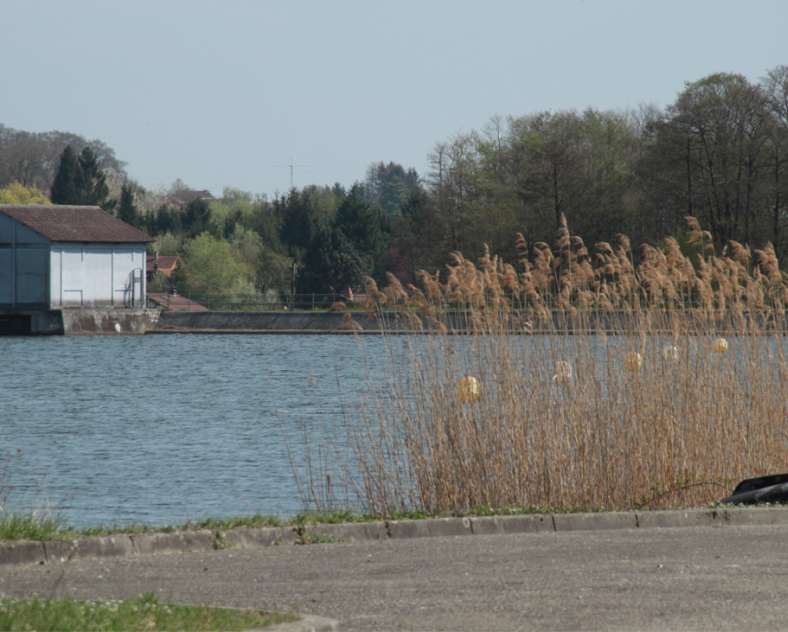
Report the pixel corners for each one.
[166,188,213,210]
[0,204,152,311]
[146,253,179,282]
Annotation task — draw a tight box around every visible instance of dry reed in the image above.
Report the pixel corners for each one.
[303,216,788,516]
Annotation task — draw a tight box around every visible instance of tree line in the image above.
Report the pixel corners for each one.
[1,67,787,302]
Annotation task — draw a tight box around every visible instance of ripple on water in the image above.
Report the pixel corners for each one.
[1,334,387,528]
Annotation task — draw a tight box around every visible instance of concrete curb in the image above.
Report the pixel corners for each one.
[4,507,788,567]
[257,614,339,632]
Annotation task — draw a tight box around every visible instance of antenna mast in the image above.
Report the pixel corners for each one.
[274,156,311,188]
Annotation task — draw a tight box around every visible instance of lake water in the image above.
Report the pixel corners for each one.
[3,333,784,528]
[1,334,386,528]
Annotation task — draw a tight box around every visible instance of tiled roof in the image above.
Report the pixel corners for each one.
[0,204,153,243]
[147,254,179,277]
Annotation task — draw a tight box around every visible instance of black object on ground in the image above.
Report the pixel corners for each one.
[721,474,788,505]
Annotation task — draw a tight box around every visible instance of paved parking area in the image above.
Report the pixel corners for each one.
[2,525,787,631]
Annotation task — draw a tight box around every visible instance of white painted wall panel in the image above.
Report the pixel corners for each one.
[50,247,61,306]
[52,243,146,307]
[83,248,112,304]
[60,246,85,306]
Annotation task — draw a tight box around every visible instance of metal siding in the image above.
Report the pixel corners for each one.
[112,246,129,305]
[0,247,12,304]
[83,247,113,304]
[0,215,14,244]
[112,246,146,307]
[61,246,84,306]
[15,247,48,305]
[55,243,146,307]
[50,247,62,307]
[14,222,47,245]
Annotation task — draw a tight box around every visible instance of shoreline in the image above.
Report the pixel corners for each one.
[3,505,787,567]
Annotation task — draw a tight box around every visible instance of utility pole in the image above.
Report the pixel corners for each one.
[274,157,310,189]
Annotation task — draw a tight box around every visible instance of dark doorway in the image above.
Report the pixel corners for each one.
[0,314,32,335]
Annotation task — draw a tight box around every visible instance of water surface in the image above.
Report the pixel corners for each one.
[1,334,382,528]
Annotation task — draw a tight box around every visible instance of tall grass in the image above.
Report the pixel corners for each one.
[303,216,788,516]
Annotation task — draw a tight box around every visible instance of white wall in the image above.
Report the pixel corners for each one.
[50,244,146,307]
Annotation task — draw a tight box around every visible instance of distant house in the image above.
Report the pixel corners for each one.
[166,189,213,210]
[146,253,179,281]
[0,204,152,309]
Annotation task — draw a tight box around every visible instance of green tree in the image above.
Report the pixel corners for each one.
[77,147,112,210]
[183,198,211,237]
[50,145,82,204]
[50,145,113,209]
[117,183,138,225]
[363,161,422,217]
[257,248,295,298]
[150,204,181,235]
[298,222,363,294]
[382,188,446,281]
[334,184,385,274]
[173,233,255,301]
[654,73,772,247]
[762,65,788,257]
[277,185,343,256]
[0,124,125,193]
[151,232,182,256]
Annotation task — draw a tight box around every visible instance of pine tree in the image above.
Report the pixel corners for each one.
[50,145,82,204]
[183,198,211,237]
[117,183,138,225]
[334,184,384,273]
[298,222,363,293]
[50,145,114,210]
[77,147,112,210]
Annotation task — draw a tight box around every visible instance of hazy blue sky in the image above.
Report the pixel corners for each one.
[2,0,786,196]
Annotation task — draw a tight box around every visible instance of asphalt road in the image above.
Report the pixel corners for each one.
[2,525,788,631]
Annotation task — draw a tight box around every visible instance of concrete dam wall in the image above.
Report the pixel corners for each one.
[154,309,788,335]
[0,308,160,335]
[155,310,396,333]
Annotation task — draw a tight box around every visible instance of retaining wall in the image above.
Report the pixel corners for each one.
[154,309,788,335]
[156,311,399,333]
[60,308,160,335]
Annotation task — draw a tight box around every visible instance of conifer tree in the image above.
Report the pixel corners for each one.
[77,147,112,210]
[117,183,138,225]
[50,145,82,204]
[50,145,113,210]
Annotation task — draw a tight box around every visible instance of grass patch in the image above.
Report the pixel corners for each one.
[0,502,747,544]
[0,506,605,542]
[0,593,296,631]
[0,513,285,542]
[0,513,62,541]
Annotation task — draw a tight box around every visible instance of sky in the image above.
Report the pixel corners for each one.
[2,0,787,197]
